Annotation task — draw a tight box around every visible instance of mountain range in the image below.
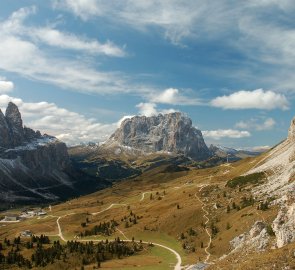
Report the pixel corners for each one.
[0,102,108,206]
[0,104,295,269]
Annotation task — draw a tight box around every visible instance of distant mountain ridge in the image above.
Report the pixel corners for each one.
[209,144,266,161]
[105,112,211,161]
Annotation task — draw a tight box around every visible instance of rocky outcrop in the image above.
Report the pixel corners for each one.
[288,116,295,141]
[0,109,11,148]
[5,102,25,147]
[241,114,295,251]
[0,102,107,204]
[107,112,210,161]
[230,221,270,253]
[272,192,295,248]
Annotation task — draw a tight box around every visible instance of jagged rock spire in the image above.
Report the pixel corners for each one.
[0,109,11,148]
[288,117,295,141]
[5,102,24,146]
[0,102,42,148]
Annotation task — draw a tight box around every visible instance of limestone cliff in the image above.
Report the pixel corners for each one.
[107,112,211,161]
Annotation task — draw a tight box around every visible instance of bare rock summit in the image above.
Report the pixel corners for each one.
[107,112,211,161]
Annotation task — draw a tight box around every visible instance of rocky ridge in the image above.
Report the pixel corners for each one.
[231,116,295,253]
[0,102,106,205]
[105,112,211,161]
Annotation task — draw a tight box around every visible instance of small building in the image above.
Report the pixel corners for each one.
[27,210,36,216]
[36,209,47,216]
[4,214,19,221]
[20,230,32,237]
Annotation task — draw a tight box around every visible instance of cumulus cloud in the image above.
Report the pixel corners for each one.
[211,89,289,110]
[0,95,118,145]
[136,102,177,117]
[202,129,251,140]
[235,117,276,131]
[0,78,14,93]
[136,103,158,117]
[149,88,201,105]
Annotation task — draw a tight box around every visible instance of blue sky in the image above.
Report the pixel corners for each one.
[0,0,294,148]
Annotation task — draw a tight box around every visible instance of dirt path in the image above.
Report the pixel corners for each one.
[139,192,152,202]
[195,184,213,264]
[91,203,127,216]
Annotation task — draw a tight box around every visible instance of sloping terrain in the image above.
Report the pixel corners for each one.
[1,148,294,269]
[1,113,295,269]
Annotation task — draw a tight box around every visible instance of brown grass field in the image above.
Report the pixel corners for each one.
[1,152,294,269]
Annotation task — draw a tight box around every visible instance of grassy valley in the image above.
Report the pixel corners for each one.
[1,151,293,269]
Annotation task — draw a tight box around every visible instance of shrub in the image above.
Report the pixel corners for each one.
[226,172,265,188]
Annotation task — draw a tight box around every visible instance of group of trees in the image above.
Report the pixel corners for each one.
[121,211,143,228]
[80,220,118,237]
[240,196,255,208]
[0,248,32,268]
[0,236,143,269]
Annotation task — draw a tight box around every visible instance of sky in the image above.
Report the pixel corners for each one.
[0,0,294,149]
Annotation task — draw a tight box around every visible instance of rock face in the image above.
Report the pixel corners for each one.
[107,112,210,161]
[288,116,295,141]
[272,193,295,248]
[243,114,295,250]
[230,221,270,253]
[0,102,106,205]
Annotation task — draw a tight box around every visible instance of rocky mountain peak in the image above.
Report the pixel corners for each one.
[0,102,45,148]
[5,102,24,146]
[288,116,295,141]
[5,102,23,128]
[108,112,211,161]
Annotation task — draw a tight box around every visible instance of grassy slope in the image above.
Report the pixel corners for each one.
[0,151,294,269]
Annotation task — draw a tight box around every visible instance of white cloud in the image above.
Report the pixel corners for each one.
[235,117,276,131]
[32,28,126,57]
[52,0,295,92]
[0,78,14,93]
[202,129,251,140]
[136,102,158,117]
[136,102,177,117]
[3,6,125,57]
[0,95,118,145]
[0,7,136,96]
[53,0,103,21]
[53,0,234,45]
[149,88,201,105]
[211,89,289,110]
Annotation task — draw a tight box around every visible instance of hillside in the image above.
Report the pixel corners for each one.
[1,145,294,269]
